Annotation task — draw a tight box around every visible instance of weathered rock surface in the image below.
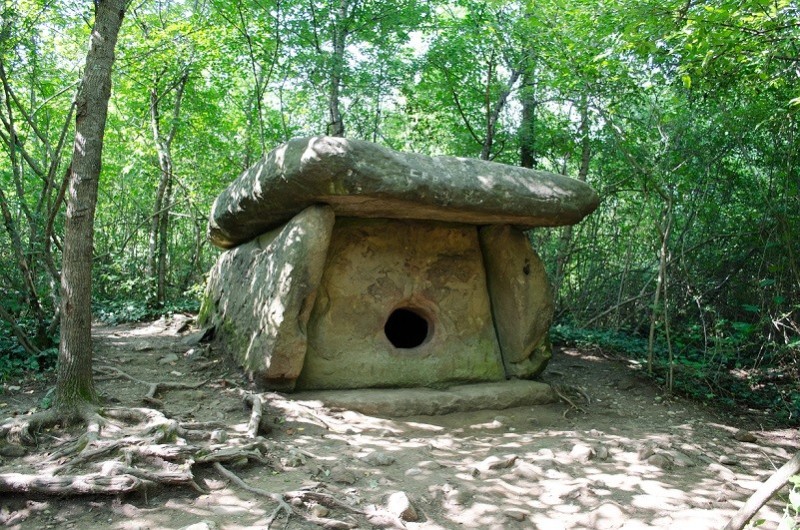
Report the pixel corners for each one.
[298,217,505,390]
[479,224,554,378]
[209,136,600,248]
[198,205,335,389]
[292,380,557,416]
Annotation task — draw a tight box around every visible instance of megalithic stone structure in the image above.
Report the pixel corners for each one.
[199,136,599,391]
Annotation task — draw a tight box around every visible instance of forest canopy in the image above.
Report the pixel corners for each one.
[1,0,798,421]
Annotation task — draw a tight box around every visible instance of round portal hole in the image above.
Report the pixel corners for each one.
[384,308,431,349]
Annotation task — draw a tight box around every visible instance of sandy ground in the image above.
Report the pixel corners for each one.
[0,316,797,529]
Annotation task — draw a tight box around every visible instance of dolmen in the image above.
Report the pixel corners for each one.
[199,136,599,391]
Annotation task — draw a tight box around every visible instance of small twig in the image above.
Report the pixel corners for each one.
[574,386,591,403]
[285,489,366,515]
[95,366,207,404]
[552,385,586,417]
[213,462,295,526]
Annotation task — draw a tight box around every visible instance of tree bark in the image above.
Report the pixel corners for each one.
[553,97,591,301]
[148,70,188,305]
[519,60,537,169]
[327,0,348,137]
[56,0,126,412]
[480,59,520,161]
[647,199,672,376]
[723,450,800,530]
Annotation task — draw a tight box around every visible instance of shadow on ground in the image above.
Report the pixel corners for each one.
[0,317,796,529]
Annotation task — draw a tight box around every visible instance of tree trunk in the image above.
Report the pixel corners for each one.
[148,71,188,306]
[156,176,172,303]
[327,0,348,137]
[723,450,800,530]
[480,56,520,161]
[553,98,591,301]
[56,0,126,413]
[519,61,537,169]
[647,199,673,377]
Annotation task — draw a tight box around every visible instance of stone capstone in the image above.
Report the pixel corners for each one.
[198,205,335,390]
[209,136,600,248]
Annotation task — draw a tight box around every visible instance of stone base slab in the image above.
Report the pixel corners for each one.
[290,380,556,417]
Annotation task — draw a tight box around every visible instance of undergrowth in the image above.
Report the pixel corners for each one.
[0,320,57,382]
[551,324,800,426]
[94,297,200,325]
[0,298,199,381]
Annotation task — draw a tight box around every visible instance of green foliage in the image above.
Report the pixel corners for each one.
[553,322,800,425]
[0,320,57,380]
[1,0,798,426]
[94,298,200,326]
[780,476,800,530]
[551,324,655,361]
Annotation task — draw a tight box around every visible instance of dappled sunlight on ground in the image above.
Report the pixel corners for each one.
[0,320,796,529]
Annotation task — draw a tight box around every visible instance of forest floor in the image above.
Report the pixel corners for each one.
[0,316,798,530]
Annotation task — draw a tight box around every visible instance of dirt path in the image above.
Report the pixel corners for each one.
[0,317,797,529]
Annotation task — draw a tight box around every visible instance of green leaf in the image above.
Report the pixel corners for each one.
[791,485,800,505]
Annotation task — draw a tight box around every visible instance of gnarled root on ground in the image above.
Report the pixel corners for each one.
[551,384,591,418]
[0,388,365,530]
[0,381,276,496]
[95,365,207,408]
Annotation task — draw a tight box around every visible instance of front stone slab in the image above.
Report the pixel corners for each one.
[297,218,505,390]
[198,206,335,389]
[479,225,554,378]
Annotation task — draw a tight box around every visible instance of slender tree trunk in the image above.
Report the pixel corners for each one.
[148,71,188,306]
[647,199,672,376]
[553,98,591,301]
[327,0,348,137]
[156,176,172,303]
[56,0,126,413]
[480,55,520,161]
[519,61,537,169]
[0,61,50,346]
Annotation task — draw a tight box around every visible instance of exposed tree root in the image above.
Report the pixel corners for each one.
[213,463,360,529]
[284,488,366,515]
[0,472,144,495]
[0,404,272,496]
[213,461,295,526]
[552,384,590,418]
[1,383,369,529]
[95,365,207,407]
[243,392,265,438]
[0,379,276,498]
[0,409,63,445]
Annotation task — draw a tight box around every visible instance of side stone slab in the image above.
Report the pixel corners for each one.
[198,205,335,390]
[209,136,601,248]
[479,225,554,378]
